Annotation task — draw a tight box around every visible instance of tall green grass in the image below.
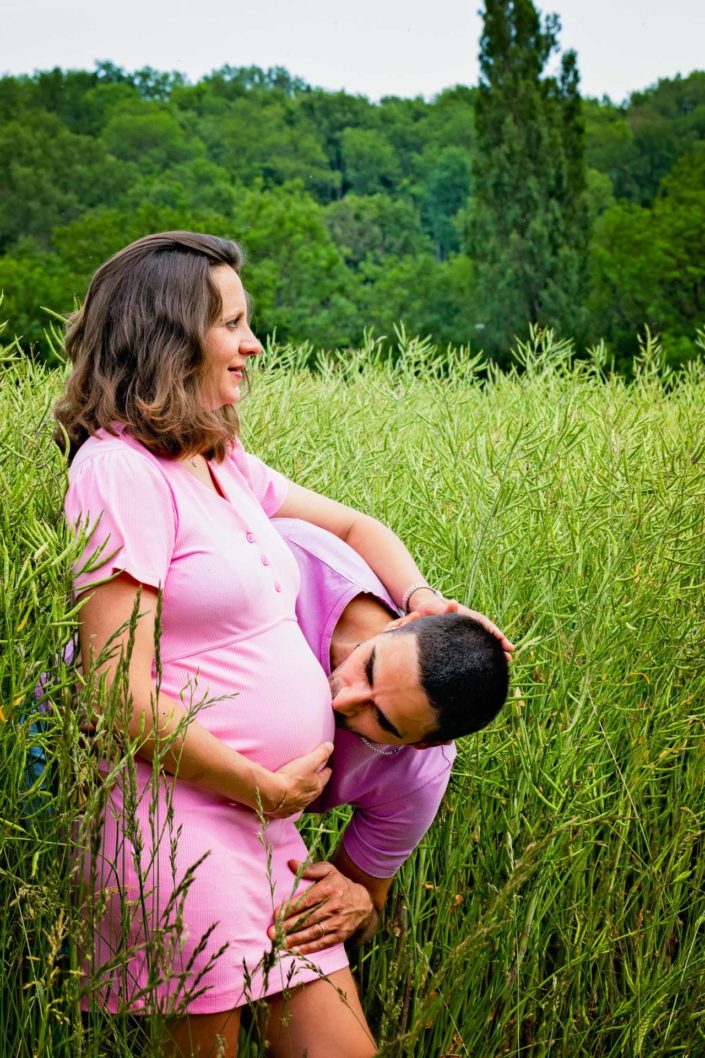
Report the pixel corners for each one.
[1,324,704,1057]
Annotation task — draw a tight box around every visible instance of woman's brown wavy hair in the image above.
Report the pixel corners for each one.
[54,231,246,462]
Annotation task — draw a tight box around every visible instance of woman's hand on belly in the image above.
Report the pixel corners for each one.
[77,576,333,818]
[261,742,334,819]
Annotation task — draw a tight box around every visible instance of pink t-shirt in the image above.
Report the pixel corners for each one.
[273,518,457,879]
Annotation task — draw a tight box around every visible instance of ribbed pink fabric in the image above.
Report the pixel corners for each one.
[66,427,347,1014]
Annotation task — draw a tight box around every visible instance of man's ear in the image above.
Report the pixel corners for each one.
[383,611,422,632]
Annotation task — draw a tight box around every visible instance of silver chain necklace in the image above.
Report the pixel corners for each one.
[360,735,404,757]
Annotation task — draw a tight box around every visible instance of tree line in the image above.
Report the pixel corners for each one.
[1,35,704,368]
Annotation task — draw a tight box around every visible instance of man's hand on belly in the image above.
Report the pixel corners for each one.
[268,858,378,955]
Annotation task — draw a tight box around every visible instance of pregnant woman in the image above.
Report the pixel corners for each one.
[55,231,451,1057]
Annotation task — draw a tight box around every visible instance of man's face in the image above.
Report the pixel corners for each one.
[329,630,439,746]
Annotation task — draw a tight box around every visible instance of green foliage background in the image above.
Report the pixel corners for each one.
[1,60,704,368]
[471,1,590,355]
[2,326,704,1056]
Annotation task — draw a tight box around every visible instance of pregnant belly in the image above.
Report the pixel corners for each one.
[160,617,334,772]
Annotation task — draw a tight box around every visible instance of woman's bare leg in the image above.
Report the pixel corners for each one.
[263,968,377,1058]
[163,1007,241,1058]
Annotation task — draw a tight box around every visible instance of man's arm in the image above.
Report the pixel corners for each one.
[268,746,457,953]
[332,844,394,942]
[267,845,394,955]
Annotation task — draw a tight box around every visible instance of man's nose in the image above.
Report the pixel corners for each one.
[331,685,367,714]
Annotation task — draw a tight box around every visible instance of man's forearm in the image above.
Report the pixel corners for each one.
[330,844,394,938]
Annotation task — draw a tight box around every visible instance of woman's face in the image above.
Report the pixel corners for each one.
[201,265,262,410]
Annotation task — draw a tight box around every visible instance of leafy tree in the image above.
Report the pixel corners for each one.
[298,89,378,176]
[622,73,705,203]
[197,96,338,200]
[421,147,471,258]
[418,86,476,154]
[230,183,357,347]
[377,95,429,163]
[468,0,590,357]
[91,61,186,100]
[123,159,240,215]
[587,203,663,365]
[651,147,705,346]
[340,127,401,195]
[584,73,705,206]
[99,101,204,171]
[324,194,432,268]
[74,81,145,135]
[0,240,75,350]
[588,146,705,365]
[359,253,479,347]
[584,97,634,186]
[20,68,100,131]
[0,110,136,251]
[0,74,35,123]
[1,61,703,364]
[201,65,311,101]
[585,168,616,223]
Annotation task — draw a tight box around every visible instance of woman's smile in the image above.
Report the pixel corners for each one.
[202,266,263,409]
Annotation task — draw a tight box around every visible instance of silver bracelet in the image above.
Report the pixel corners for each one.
[401,582,440,613]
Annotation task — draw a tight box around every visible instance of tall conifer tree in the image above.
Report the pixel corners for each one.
[470,0,589,356]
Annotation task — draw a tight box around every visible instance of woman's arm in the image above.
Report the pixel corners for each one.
[276,483,430,612]
[78,574,333,816]
[275,482,514,654]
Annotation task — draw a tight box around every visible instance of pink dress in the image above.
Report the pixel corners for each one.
[65,426,348,1014]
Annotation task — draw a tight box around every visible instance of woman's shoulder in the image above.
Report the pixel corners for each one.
[65,428,179,545]
[69,428,177,504]
[72,426,165,475]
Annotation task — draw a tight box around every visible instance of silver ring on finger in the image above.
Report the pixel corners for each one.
[317,923,324,939]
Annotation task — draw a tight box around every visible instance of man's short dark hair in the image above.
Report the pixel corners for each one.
[394,613,509,741]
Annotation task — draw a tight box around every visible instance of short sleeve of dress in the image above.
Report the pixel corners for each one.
[65,448,177,595]
[229,440,290,517]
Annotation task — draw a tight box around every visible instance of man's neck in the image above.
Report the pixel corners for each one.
[329,593,396,671]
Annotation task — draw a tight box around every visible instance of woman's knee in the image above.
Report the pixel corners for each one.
[162,1006,241,1058]
[264,969,376,1058]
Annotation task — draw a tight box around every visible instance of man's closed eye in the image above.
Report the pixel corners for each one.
[374,707,402,739]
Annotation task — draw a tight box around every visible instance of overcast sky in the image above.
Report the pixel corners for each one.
[2,0,703,104]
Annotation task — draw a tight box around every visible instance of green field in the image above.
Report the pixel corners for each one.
[1,326,704,1057]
